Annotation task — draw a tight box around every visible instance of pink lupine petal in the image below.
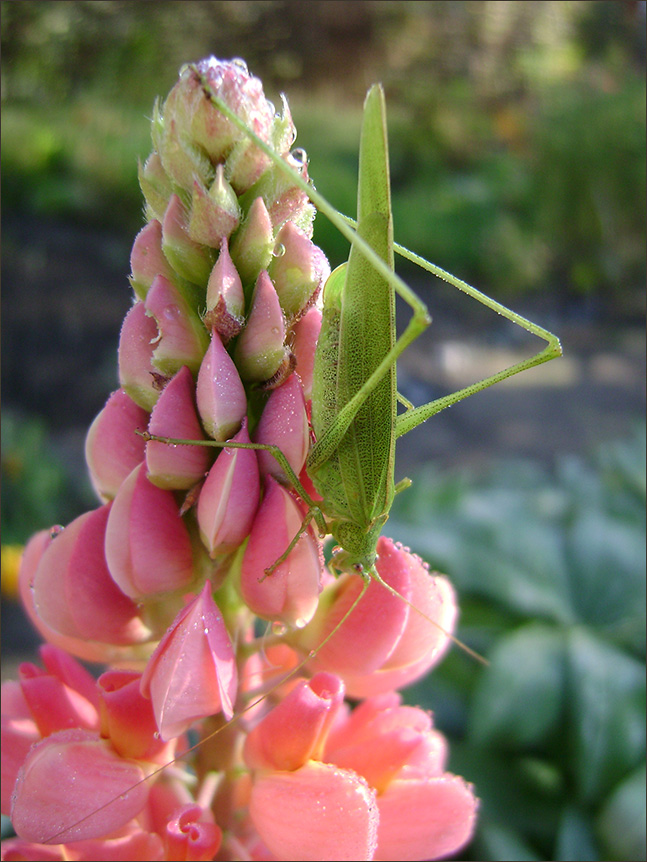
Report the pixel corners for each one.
[196,330,247,442]
[146,366,211,490]
[249,761,379,862]
[85,389,149,502]
[140,583,237,740]
[105,463,195,600]
[11,729,149,845]
[254,373,309,482]
[1,683,40,816]
[118,301,161,412]
[291,305,322,400]
[244,673,344,772]
[32,507,149,646]
[145,274,209,378]
[129,218,176,300]
[374,776,478,862]
[268,221,330,320]
[164,804,222,862]
[234,270,287,385]
[97,671,171,763]
[204,237,245,340]
[0,838,67,860]
[196,419,260,556]
[188,171,240,247]
[161,194,213,285]
[241,476,322,627]
[38,644,100,709]
[62,832,165,861]
[18,673,98,739]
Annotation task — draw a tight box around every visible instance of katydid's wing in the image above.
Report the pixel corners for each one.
[311,85,396,530]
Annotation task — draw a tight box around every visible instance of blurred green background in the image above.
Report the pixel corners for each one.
[2,2,645,860]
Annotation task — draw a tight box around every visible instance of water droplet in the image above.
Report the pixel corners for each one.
[272,242,286,258]
[272,621,288,636]
[153,731,160,740]
[308,650,317,659]
[232,58,249,73]
[294,617,308,630]
[290,147,307,166]
[204,627,209,634]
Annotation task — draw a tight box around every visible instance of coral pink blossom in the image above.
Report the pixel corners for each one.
[146,366,212,490]
[294,537,457,697]
[196,419,260,557]
[118,301,161,412]
[31,506,149,646]
[241,476,322,627]
[254,373,309,482]
[234,270,288,384]
[105,463,195,600]
[140,583,238,740]
[291,305,322,400]
[196,329,247,442]
[85,389,149,501]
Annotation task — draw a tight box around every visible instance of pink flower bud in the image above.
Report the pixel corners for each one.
[32,506,150,646]
[229,197,274,288]
[197,419,260,557]
[244,673,344,772]
[196,330,247,442]
[146,366,211,490]
[105,463,195,600]
[241,476,322,627]
[269,222,330,320]
[118,301,162,412]
[129,219,176,300]
[254,373,309,482]
[290,305,322,401]
[188,166,241,247]
[97,670,172,763]
[10,729,149,844]
[140,583,238,740]
[145,274,210,378]
[85,389,149,501]
[294,537,457,698]
[152,101,214,193]
[249,762,378,862]
[161,194,214,285]
[138,151,173,221]
[234,270,289,385]
[253,151,316,235]
[203,237,245,341]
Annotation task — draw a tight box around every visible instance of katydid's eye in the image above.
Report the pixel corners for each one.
[353,563,363,573]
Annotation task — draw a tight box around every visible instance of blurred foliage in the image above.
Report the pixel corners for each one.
[1,0,645,306]
[392,423,646,861]
[1,410,94,545]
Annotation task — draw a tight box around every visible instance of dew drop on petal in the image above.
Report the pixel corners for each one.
[272,621,288,636]
[272,242,286,258]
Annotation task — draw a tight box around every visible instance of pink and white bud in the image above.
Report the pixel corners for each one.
[188,166,241,247]
[197,419,260,557]
[161,194,214,286]
[118,301,162,412]
[140,583,238,740]
[241,476,322,627]
[196,330,247,442]
[105,463,195,601]
[294,537,457,698]
[244,673,345,773]
[32,506,150,646]
[145,274,210,378]
[10,729,150,845]
[85,389,148,502]
[254,374,309,482]
[146,366,211,490]
[229,197,274,288]
[234,270,289,385]
[269,222,330,320]
[290,305,322,401]
[203,237,245,341]
[151,100,214,193]
[252,151,316,236]
[129,219,176,300]
[138,151,173,222]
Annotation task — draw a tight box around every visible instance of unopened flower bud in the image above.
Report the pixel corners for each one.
[129,219,177,301]
[196,330,247,441]
[229,197,274,288]
[188,166,241,247]
[203,237,245,340]
[118,301,162,412]
[145,274,210,377]
[146,366,212,490]
[197,419,260,557]
[105,463,195,600]
[152,97,214,192]
[85,389,149,502]
[249,149,315,234]
[162,194,214,285]
[269,221,330,320]
[138,151,173,222]
[234,270,289,385]
[290,305,322,401]
[254,374,309,482]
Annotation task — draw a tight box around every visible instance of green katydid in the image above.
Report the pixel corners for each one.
[146,72,561,632]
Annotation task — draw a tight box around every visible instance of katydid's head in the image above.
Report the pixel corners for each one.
[329,520,382,575]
